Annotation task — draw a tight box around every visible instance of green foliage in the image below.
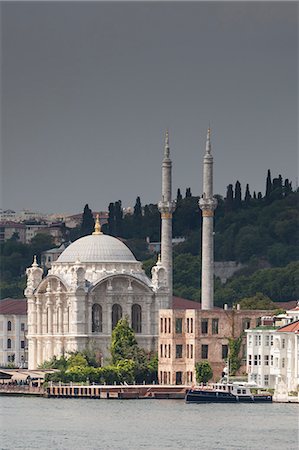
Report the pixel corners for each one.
[228,335,243,375]
[0,234,55,299]
[195,361,213,384]
[110,317,139,364]
[125,238,152,261]
[238,293,275,310]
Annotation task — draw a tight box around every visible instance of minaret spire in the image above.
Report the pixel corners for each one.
[164,129,170,159]
[206,126,211,154]
[199,127,217,310]
[158,129,175,304]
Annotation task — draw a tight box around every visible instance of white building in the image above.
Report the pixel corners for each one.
[246,306,299,392]
[0,298,28,368]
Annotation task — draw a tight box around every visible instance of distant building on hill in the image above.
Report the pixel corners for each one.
[0,221,26,243]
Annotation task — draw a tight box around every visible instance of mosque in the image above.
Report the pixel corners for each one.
[25,132,175,369]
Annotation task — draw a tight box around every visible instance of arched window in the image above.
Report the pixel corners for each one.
[7,339,11,349]
[7,321,12,331]
[132,304,142,333]
[112,304,122,329]
[92,304,102,332]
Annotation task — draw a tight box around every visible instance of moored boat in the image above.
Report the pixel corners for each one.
[185,382,272,403]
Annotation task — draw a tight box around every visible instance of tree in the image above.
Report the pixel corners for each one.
[284,178,292,196]
[108,202,115,236]
[244,184,251,205]
[234,181,242,209]
[185,187,192,198]
[176,188,183,203]
[238,292,275,310]
[134,196,142,218]
[225,184,234,213]
[265,169,272,198]
[114,200,123,236]
[80,204,95,236]
[228,336,243,375]
[110,317,139,364]
[195,361,213,384]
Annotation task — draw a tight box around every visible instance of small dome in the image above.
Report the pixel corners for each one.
[57,234,136,263]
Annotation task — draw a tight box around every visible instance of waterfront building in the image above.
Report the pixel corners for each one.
[246,304,299,391]
[26,132,174,369]
[158,306,274,384]
[0,298,28,367]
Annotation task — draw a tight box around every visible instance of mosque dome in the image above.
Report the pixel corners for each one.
[57,233,136,263]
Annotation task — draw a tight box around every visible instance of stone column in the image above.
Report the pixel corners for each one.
[199,128,217,310]
[58,303,63,335]
[158,130,175,305]
[145,299,152,335]
[37,339,43,366]
[28,338,37,370]
[36,296,42,335]
[87,296,93,335]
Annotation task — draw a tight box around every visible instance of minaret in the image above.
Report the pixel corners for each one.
[199,127,217,310]
[158,130,175,302]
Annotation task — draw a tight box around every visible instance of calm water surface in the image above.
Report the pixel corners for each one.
[0,397,298,450]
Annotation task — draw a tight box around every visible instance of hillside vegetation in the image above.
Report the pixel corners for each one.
[1,171,298,305]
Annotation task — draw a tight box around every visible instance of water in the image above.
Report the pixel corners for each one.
[0,397,298,450]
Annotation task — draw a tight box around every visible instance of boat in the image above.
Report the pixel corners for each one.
[185,381,272,403]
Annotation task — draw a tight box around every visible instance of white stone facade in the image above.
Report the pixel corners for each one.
[246,320,299,392]
[0,301,28,368]
[26,233,171,369]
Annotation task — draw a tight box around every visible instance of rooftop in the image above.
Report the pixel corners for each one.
[277,320,299,333]
[0,298,27,315]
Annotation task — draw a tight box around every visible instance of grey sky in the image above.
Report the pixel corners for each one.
[1,1,298,214]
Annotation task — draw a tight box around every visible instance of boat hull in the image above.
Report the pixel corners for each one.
[185,390,272,403]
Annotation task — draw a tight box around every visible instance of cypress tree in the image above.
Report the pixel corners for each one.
[234,181,242,209]
[257,192,262,200]
[253,191,257,200]
[284,178,292,196]
[265,169,272,198]
[108,202,116,236]
[114,200,123,236]
[133,196,143,237]
[185,188,192,198]
[272,176,283,200]
[225,184,234,212]
[244,184,251,205]
[80,204,95,237]
[134,197,142,218]
[176,188,183,203]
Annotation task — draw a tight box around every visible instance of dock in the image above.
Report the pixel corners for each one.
[45,384,187,399]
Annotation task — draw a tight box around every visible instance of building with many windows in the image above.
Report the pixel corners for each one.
[246,305,299,391]
[0,298,28,367]
[158,307,273,384]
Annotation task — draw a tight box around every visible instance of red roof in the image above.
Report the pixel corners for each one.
[0,298,27,315]
[277,320,299,333]
[172,296,202,310]
[275,301,298,310]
